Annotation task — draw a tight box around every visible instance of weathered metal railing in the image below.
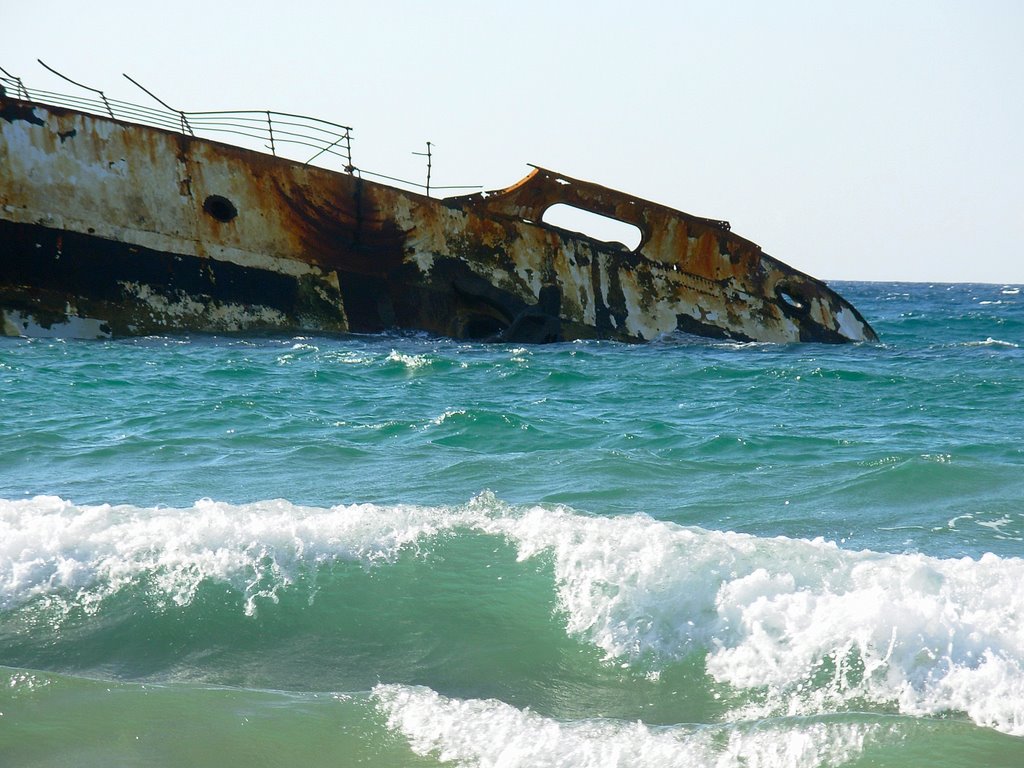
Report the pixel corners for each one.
[1,62,480,196]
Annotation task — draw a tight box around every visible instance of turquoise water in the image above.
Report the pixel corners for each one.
[1,282,1022,766]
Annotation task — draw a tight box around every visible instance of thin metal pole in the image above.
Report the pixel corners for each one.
[0,66,29,99]
[412,141,432,197]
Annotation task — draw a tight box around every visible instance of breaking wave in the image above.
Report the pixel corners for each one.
[2,493,1023,736]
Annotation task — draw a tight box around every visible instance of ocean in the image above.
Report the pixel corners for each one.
[1,281,1022,767]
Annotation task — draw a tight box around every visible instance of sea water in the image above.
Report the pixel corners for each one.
[1,282,1022,767]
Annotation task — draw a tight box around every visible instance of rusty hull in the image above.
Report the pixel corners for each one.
[0,96,877,343]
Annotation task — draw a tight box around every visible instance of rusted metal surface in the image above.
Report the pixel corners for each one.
[0,92,877,343]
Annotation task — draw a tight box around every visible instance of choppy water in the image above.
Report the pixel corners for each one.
[1,282,1022,767]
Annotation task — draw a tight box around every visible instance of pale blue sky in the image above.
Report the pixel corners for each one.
[5,1,1022,283]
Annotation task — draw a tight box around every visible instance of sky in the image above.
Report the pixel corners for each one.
[4,0,1022,283]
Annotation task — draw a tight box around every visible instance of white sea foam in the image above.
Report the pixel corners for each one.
[276,341,321,364]
[0,495,474,615]
[323,349,375,365]
[3,494,1024,735]
[386,349,432,369]
[428,409,468,427]
[962,337,1018,348]
[373,684,879,768]
[477,503,1024,736]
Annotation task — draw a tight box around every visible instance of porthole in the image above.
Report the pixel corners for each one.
[203,194,238,223]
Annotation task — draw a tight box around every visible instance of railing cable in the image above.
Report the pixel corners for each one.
[122,73,193,136]
[37,59,114,119]
[1,62,481,195]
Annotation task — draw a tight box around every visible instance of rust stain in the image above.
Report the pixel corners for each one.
[0,91,878,344]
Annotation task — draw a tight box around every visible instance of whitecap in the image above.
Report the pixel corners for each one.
[962,338,1018,348]
[427,409,468,427]
[373,683,881,768]
[471,500,1024,737]
[385,350,431,369]
[0,495,476,616]
[5,494,1024,736]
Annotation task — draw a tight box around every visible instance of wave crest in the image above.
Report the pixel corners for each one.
[3,493,1024,735]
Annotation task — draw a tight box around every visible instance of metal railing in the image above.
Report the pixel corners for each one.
[0,61,480,196]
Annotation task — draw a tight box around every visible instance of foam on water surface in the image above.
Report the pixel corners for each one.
[373,683,882,768]
[3,493,1023,736]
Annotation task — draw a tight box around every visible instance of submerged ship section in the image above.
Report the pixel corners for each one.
[0,70,877,344]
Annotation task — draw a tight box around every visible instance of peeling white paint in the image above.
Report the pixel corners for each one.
[835,305,867,341]
[408,249,438,277]
[121,282,290,331]
[389,195,418,232]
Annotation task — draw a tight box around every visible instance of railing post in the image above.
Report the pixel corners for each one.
[0,66,27,99]
[412,141,432,197]
[266,111,276,156]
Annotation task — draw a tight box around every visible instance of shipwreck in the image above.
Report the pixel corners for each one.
[0,64,877,344]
